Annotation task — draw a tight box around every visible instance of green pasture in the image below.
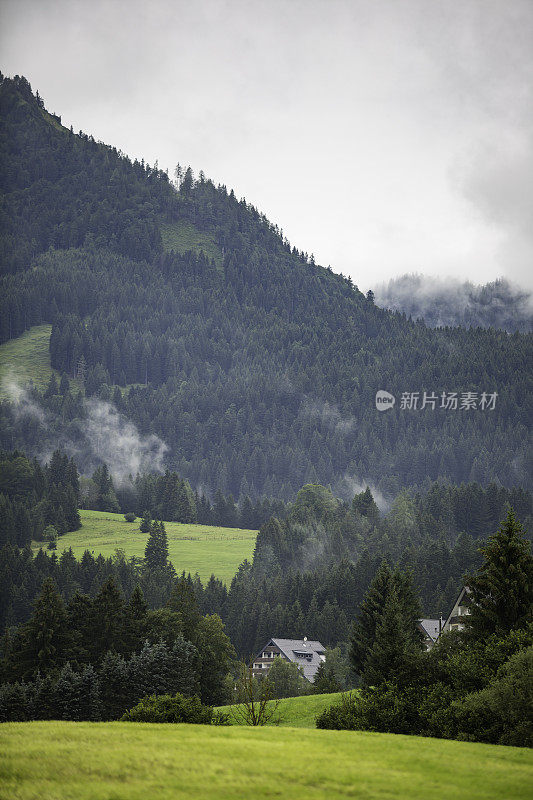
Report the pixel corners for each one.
[35,509,257,585]
[218,691,345,728]
[0,324,56,398]
[160,220,223,267]
[1,721,531,800]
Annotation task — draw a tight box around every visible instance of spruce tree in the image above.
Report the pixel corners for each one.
[17,578,71,679]
[466,509,533,640]
[144,520,169,570]
[349,561,392,676]
[167,576,201,640]
[349,563,423,681]
[361,584,421,687]
[123,585,148,655]
[99,650,131,720]
[89,577,125,661]
[139,509,152,533]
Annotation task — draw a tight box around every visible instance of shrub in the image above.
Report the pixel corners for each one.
[124,512,136,522]
[43,524,58,550]
[450,646,533,747]
[121,692,227,724]
[316,691,359,730]
[316,685,423,735]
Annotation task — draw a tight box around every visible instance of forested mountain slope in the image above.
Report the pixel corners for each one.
[1,74,531,499]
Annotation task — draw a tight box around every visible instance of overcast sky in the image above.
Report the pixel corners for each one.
[1,0,532,291]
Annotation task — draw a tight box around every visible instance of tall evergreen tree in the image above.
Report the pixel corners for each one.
[144,520,169,570]
[167,576,201,640]
[15,578,71,679]
[361,584,422,687]
[349,561,392,677]
[89,578,125,662]
[466,509,533,640]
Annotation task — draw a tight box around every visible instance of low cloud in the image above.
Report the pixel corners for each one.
[1,375,168,482]
[375,274,533,333]
[300,397,356,435]
[333,473,390,514]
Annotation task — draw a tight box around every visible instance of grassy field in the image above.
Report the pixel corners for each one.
[36,509,257,584]
[0,324,56,398]
[160,220,223,268]
[1,722,531,800]
[218,692,344,728]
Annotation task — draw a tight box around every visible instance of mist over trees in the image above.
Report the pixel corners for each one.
[375,274,532,333]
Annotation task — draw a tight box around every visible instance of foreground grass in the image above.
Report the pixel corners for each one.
[160,221,223,268]
[34,509,257,584]
[218,692,344,728]
[0,324,56,397]
[1,722,531,800]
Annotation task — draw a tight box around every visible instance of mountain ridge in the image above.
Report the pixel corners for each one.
[1,74,531,498]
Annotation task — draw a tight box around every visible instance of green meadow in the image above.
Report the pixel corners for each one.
[160,220,223,268]
[0,324,56,398]
[36,509,257,584]
[219,691,344,728]
[1,722,531,800]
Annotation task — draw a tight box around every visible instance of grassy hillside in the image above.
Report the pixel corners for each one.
[35,509,257,584]
[1,722,531,800]
[160,220,223,267]
[0,324,56,398]
[218,692,344,728]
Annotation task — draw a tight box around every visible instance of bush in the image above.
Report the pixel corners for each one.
[121,692,228,724]
[450,646,533,747]
[124,512,136,522]
[316,685,424,735]
[43,524,58,550]
[316,691,359,730]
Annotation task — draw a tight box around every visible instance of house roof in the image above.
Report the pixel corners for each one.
[259,637,326,683]
[443,585,471,631]
[418,618,441,642]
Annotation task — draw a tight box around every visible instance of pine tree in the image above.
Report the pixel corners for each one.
[466,509,533,640]
[123,585,148,655]
[349,561,392,676]
[361,584,421,688]
[139,509,152,533]
[17,578,71,679]
[144,520,169,570]
[167,576,201,640]
[89,577,125,661]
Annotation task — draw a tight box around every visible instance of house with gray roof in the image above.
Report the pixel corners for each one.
[441,586,472,634]
[418,618,443,650]
[251,637,326,683]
